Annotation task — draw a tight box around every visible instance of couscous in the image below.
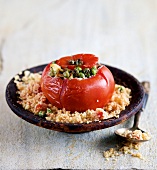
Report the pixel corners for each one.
[14,70,131,124]
[119,129,151,141]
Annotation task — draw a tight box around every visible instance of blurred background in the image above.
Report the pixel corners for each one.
[1,0,157,169]
[0,0,156,79]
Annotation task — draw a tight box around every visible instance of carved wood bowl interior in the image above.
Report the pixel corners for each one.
[6,64,144,133]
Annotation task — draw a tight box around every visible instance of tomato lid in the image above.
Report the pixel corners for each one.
[56,54,98,69]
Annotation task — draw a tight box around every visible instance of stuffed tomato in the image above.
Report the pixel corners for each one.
[41,54,115,112]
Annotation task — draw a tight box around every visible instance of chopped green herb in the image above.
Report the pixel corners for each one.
[49,67,56,77]
[79,72,85,78]
[68,59,83,65]
[63,70,70,78]
[74,67,80,76]
[38,111,45,117]
[47,108,52,113]
[118,86,124,92]
[75,66,82,72]
[91,66,97,75]
[83,68,90,78]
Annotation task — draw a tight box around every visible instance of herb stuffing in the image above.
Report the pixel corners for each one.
[49,59,98,79]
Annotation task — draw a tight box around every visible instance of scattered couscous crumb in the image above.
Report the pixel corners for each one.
[14,71,131,124]
[131,153,144,159]
[103,142,145,161]
[103,148,119,160]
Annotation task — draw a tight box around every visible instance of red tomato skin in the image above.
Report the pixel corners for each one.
[60,66,115,112]
[41,63,63,108]
[56,53,98,69]
[41,64,115,112]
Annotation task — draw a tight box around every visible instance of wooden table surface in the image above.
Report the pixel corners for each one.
[0,0,157,169]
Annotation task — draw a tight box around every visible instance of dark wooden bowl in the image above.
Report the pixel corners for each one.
[5,64,144,133]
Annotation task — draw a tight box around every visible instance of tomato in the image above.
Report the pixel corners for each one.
[56,53,98,69]
[41,54,115,112]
